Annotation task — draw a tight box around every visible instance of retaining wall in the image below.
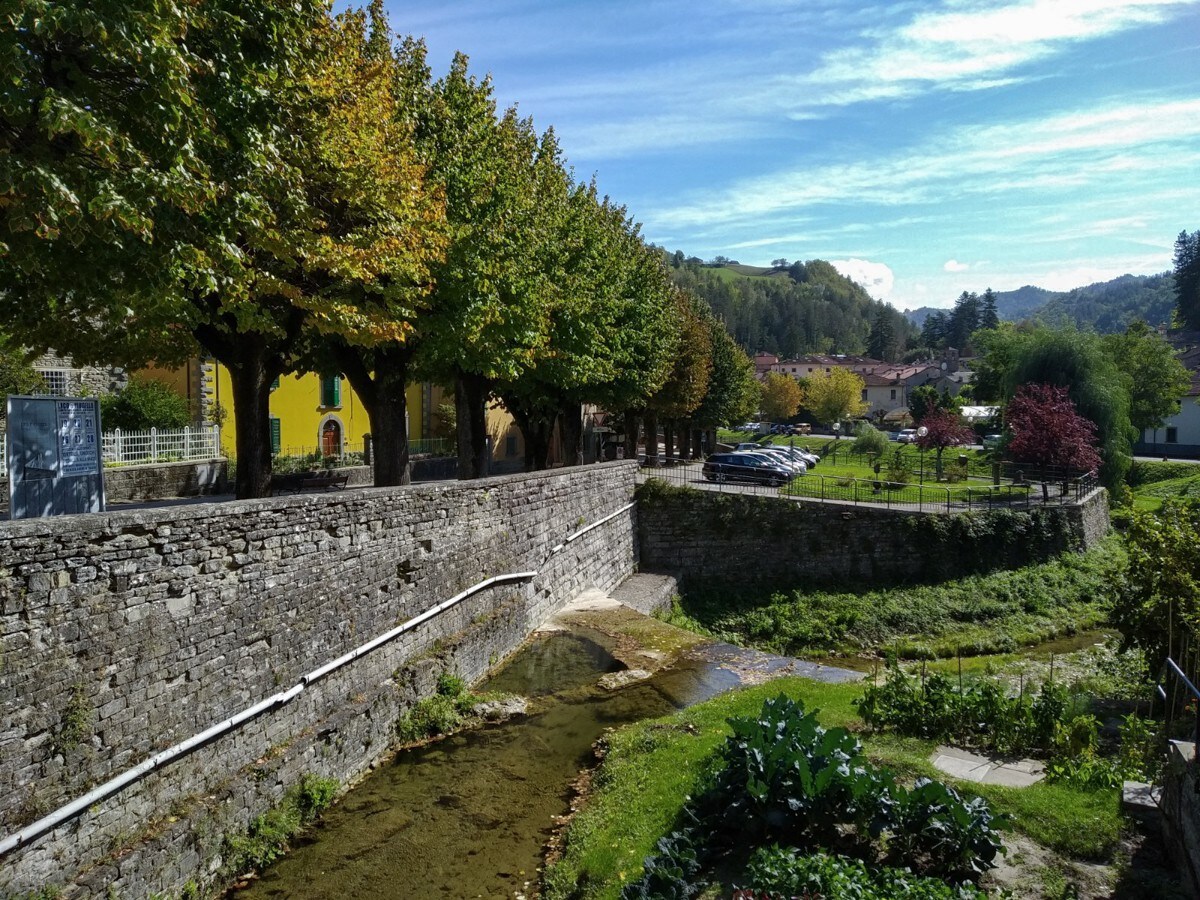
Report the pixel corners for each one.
[637,481,1109,587]
[0,462,638,897]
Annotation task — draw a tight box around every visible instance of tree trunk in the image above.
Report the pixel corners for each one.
[623,410,641,459]
[194,321,280,500]
[663,421,675,462]
[643,411,659,466]
[227,353,275,499]
[338,347,412,487]
[456,372,491,479]
[508,404,554,471]
[559,400,584,466]
[679,426,692,460]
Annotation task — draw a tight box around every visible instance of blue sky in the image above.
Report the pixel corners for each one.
[384,0,1200,310]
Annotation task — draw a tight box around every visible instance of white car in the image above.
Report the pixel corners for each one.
[896,428,919,443]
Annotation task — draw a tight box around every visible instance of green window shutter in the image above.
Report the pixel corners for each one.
[270,417,281,455]
[321,375,341,407]
[270,376,280,391]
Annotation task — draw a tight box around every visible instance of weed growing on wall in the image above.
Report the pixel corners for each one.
[222,774,339,876]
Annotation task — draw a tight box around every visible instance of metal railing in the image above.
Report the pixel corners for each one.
[638,455,1099,513]
[0,426,223,468]
[103,426,222,465]
[1159,657,1200,749]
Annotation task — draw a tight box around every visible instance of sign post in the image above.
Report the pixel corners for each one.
[6,396,106,518]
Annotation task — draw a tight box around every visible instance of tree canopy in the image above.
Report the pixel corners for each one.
[1005,383,1101,475]
[802,368,868,426]
[760,372,803,422]
[1174,230,1200,330]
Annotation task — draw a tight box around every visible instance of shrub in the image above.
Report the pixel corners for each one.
[99,379,191,431]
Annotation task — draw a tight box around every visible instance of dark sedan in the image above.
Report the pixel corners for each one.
[702,452,793,486]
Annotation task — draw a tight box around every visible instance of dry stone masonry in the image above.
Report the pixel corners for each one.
[0,462,638,897]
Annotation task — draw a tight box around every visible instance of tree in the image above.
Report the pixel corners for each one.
[688,311,760,456]
[947,291,980,351]
[0,0,208,367]
[0,337,45,397]
[760,372,803,422]
[1102,321,1192,434]
[979,288,1000,331]
[803,368,868,427]
[994,326,1132,490]
[647,290,712,460]
[1116,500,1200,680]
[302,9,448,488]
[1,0,341,498]
[1005,384,1102,474]
[1174,230,1200,330]
[852,422,889,460]
[915,407,974,479]
[907,384,954,424]
[100,379,191,431]
[867,307,898,362]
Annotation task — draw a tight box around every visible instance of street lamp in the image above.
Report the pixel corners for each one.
[917,425,928,483]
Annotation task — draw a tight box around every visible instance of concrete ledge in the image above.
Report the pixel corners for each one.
[612,572,678,616]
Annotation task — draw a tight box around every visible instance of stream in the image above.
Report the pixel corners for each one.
[233,628,745,899]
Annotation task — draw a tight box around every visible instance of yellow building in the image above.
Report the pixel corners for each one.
[140,358,528,467]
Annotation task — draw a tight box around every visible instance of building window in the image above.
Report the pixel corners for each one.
[860,389,868,401]
[890,389,897,400]
[320,374,341,408]
[35,369,77,396]
[1167,427,1178,444]
[505,434,519,457]
[269,417,281,455]
[321,418,343,456]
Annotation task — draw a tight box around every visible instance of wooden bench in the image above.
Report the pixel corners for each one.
[271,471,350,495]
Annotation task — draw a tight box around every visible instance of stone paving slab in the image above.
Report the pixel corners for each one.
[611,572,679,616]
[932,745,1046,787]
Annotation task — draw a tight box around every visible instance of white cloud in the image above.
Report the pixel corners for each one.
[943,259,969,272]
[831,259,895,299]
[650,96,1200,230]
[794,0,1193,108]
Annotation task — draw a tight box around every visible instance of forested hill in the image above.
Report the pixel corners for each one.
[905,272,1174,334]
[664,254,914,359]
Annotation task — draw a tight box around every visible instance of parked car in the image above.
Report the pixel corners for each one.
[741,447,807,474]
[982,433,1004,449]
[790,423,812,435]
[896,428,919,443]
[704,452,794,486]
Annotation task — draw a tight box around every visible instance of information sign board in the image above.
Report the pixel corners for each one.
[6,395,105,518]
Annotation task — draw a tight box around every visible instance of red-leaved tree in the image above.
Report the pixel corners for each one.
[916,407,974,479]
[1006,383,1101,474]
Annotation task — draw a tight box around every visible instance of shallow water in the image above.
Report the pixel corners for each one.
[234,629,741,899]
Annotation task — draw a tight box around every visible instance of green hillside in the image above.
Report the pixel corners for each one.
[665,255,915,360]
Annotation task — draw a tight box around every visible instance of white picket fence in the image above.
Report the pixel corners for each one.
[0,425,223,467]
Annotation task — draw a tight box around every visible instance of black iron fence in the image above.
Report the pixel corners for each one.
[638,456,1099,514]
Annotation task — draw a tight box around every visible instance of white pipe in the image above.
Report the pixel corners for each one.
[563,502,635,545]
[0,571,537,859]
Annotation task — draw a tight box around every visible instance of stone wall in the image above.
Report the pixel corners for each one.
[1161,741,1200,897]
[103,459,228,502]
[637,481,1109,588]
[0,462,638,897]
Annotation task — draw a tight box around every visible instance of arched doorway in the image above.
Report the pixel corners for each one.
[320,418,343,458]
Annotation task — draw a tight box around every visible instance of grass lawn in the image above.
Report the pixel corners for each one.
[542,677,1123,900]
[664,535,1124,660]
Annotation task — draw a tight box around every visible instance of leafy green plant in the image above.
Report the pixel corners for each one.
[738,847,988,899]
[625,696,1007,897]
[887,778,1008,878]
[856,664,1071,756]
[222,773,339,875]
